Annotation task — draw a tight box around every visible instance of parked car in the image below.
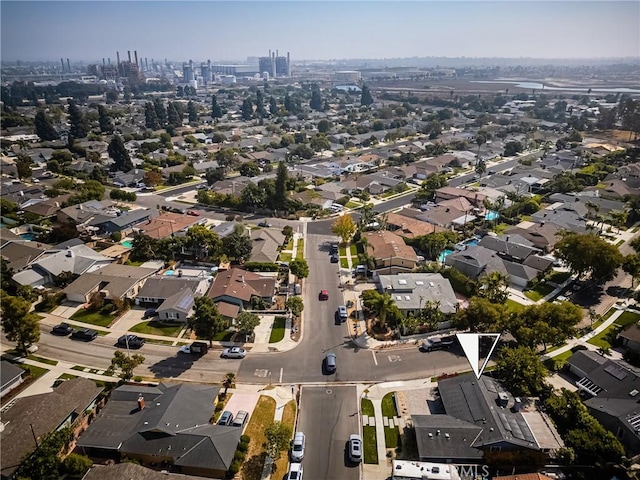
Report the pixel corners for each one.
[179,341,209,356]
[143,308,158,319]
[421,335,455,352]
[286,463,303,480]
[117,334,145,349]
[329,243,338,254]
[232,410,249,427]
[221,347,247,359]
[319,290,329,301]
[330,253,339,263]
[186,210,200,216]
[290,432,306,462]
[348,434,363,463]
[218,411,234,426]
[337,305,348,321]
[324,352,337,374]
[51,323,73,336]
[258,220,272,227]
[71,328,98,342]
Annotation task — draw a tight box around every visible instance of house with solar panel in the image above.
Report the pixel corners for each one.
[567,350,640,455]
[411,373,563,465]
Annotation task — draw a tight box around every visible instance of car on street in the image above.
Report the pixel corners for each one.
[51,323,73,336]
[286,463,303,480]
[186,210,200,216]
[218,411,234,426]
[421,335,456,352]
[330,253,339,263]
[324,352,337,374]
[348,434,363,463]
[258,220,272,227]
[221,347,247,359]
[232,410,249,427]
[329,243,338,254]
[117,334,145,349]
[319,290,329,300]
[290,432,306,462]
[71,328,98,342]
[179,341,208,355]
[337,305,348,321]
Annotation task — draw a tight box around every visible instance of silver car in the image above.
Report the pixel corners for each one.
[290,432,305,462]
[348,434,362,463]
[233,410,249,427]
[221,347,247,359]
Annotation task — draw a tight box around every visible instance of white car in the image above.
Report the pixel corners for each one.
[286,463,303,480]
[221,347,247,359]
[290,432,305,462]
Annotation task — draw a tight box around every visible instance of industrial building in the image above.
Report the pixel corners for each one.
[334,70,362,83]
[258,49,291,78]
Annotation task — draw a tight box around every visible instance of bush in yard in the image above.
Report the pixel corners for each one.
[234,451,245,462]
[62,453,93,476]
[100,303,115,315]
[238,441,249,453]
[227,462,240,476]
[110,231,122,242]
[240,434,250,444]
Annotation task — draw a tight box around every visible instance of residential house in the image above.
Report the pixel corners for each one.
[412,373,562,464]
[531,202,588,234]
[210,177,250,197]
[250,228,286,264]
[210,221,243,239]
[208,268,276,321]
[566,350,640,455]
[134,213,203,239]
[376,273,458,316]
[364,231,418,274]
[82,463,213,480]
[192,160,220,175]
[0,360,24,399]
[417,205,474,229]
[384,211,447,239]
[112,171,145,188]
[503,222,561,253]
[618,323,640,352]
[435,187,487,207]
[92,208,152,234]
[76,383,240,479]
[356,172,403,195]
[157,288,195,322]
[0,240,49,272]
[12,244,112,287]
[290,190,333,210]
[57,200,115,226]
[136,277,208,322]
[63,264,158,303]
[22,197,66,219]
[1,378,103,480]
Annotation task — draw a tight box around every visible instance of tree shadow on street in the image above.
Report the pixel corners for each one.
[148,353,196,379]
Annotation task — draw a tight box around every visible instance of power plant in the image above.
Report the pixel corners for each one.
[259,49,291,79]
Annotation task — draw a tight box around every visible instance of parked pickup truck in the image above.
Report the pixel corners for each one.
[421,335,456,352]
[179,341,209,356]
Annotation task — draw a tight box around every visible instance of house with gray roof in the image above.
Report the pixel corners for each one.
[0,240,49,272]
[136,277,206,309]
[566,350,640,455]
[1,378,103,480]
[157,288,195,322]
[57,199,115,225]
[63,263,158,303]
[412,373,562,463]
[82,463,213,480]
[250,228,285,264]
[92,208,152,234]
[0,360,24,399]
[77,383,240,479]
[376,273,458,316]
[531,203,588,234]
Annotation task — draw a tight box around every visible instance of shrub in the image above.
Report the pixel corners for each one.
[62,453,93,476]
[34,292,65,312]
[237,441,249,453]
[234,450,245,462]
[240,434,250,444]
[110,231,122,242]
[100,303,115,314]
[133,376,143,383]
[244,262,279,272]
[441,267,477,297]
[228,462,240,476]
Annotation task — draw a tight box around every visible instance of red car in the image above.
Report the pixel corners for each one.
[319,290,329,300]
[187,210,200,216]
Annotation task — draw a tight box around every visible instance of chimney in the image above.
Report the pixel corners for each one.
[127,50,132,63]
[61,58,65,72]
[108,57,111,65]
[145,58,149,70]
[134,50,139,66]
[67,58,70,72]
[102,57,105,67]
[138,395,145,410]
[116,51,121,65]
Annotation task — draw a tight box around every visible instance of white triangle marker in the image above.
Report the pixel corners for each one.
[456,333,501,379]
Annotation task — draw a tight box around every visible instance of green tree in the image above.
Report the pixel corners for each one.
[240,182,267,210]
[475,158,487,177]
[310,84,322,111]
[310,134,330,152]
[419,231,456,262]
[222,226,253,262]
[475,131,487,166]
[264,421,293,461]
[623,253,640,287]
[255,89,266,117]
[454,296,508,333]
[34,109,58,141]
[509,301,582,350]
[362,290,396,328]
[187,100,198,122]
[274,161,288,206]
[16,156,32,179]
[167,101,181,128]
[154,98,167,127]
[286,296,304,317]
[108,135,134,172]
[269,96,278,116]
[360,84,374,107]
[16,427,74,480]
[289,258,309,279]
[504,140,523,156]
[239,161,261,177]
[145,102,159,129]
[318,119,331,133]
[186,224,222,260]
[331,214,357,244]
[495,345,548,397]
[189,296,226,346]
[107,350,145,380]
[67,100,89,138]
[211,95,223,122]
[555,233,623,284]
[62,453,93,477]
[97,104,114,134]
[241,98,253,121]
[1,292,41,354]
[413,173,448,205]
[477,271,509,304]
[235,311,260,337]
[222,372,235,396]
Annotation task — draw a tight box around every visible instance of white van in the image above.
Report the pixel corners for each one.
[294,283,302,295]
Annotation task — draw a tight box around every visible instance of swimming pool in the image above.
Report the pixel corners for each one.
[20,233,37,240]
[164,270,175,276]
[121,240,133,248]
[485,210,500,221]
[438,249,455,263]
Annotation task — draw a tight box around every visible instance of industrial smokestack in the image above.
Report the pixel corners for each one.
[287,52,291,77]
[61,58,65,72]
[116,51,121,65]
[102,58,106,66]
[145,58,148,70]
[271,52,276,79]
[108,57,111,65]
[127,50,132,63]
[134,50,138,66]
[276,49,279,58]
[67,58,70,72]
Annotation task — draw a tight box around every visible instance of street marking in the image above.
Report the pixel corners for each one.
[371,350,378,365]
[279,367,283,383]
[388,355,402,363]
[255,369,269,378]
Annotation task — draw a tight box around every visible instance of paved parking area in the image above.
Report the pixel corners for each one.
[400,387,435,416]
[222,392,261,428]
[107,307,148,338]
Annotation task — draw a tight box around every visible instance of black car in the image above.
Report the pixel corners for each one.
[51,323,73,336]
[329,243,338,255]
[71,328,98,342]
[330,253,339,263]
[143,308,158,319]
[117,334,145,349]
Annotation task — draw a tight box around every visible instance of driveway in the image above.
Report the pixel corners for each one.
[107,307,150,338]
[222,392,261,431]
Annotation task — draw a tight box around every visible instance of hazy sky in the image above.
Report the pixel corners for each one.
[2,1,639,62]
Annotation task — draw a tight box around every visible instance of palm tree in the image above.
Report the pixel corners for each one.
[475,133,487,168]
[371,292,396,329]
[222,372,235,395]
[479,271,509,303]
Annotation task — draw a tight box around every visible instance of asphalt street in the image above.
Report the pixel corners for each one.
[296,385,360,480]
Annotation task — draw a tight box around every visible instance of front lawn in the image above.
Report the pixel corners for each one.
[345,201,361,209]
[273,401,297,478]
[349,244,358,256]
[269,316,286,343]
[130,321,183,337]
[588,326,616,349]
[363,426,379,464]
[505,299,525,313]
[548,271,572,284]
[361,396,375,416]
[296,239,304,259]
[27,355,58,366]
[382,392,400,448]
[615,311,640,328]
[278,252,292,263]
[339,246,347,257]
[242,396,276,480]
[211,330,235,342]
[340,257,349,269]
[524,283,555,301]
[70,308,117,327]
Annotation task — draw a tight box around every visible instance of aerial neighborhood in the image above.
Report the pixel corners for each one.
[2,16,640,480]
